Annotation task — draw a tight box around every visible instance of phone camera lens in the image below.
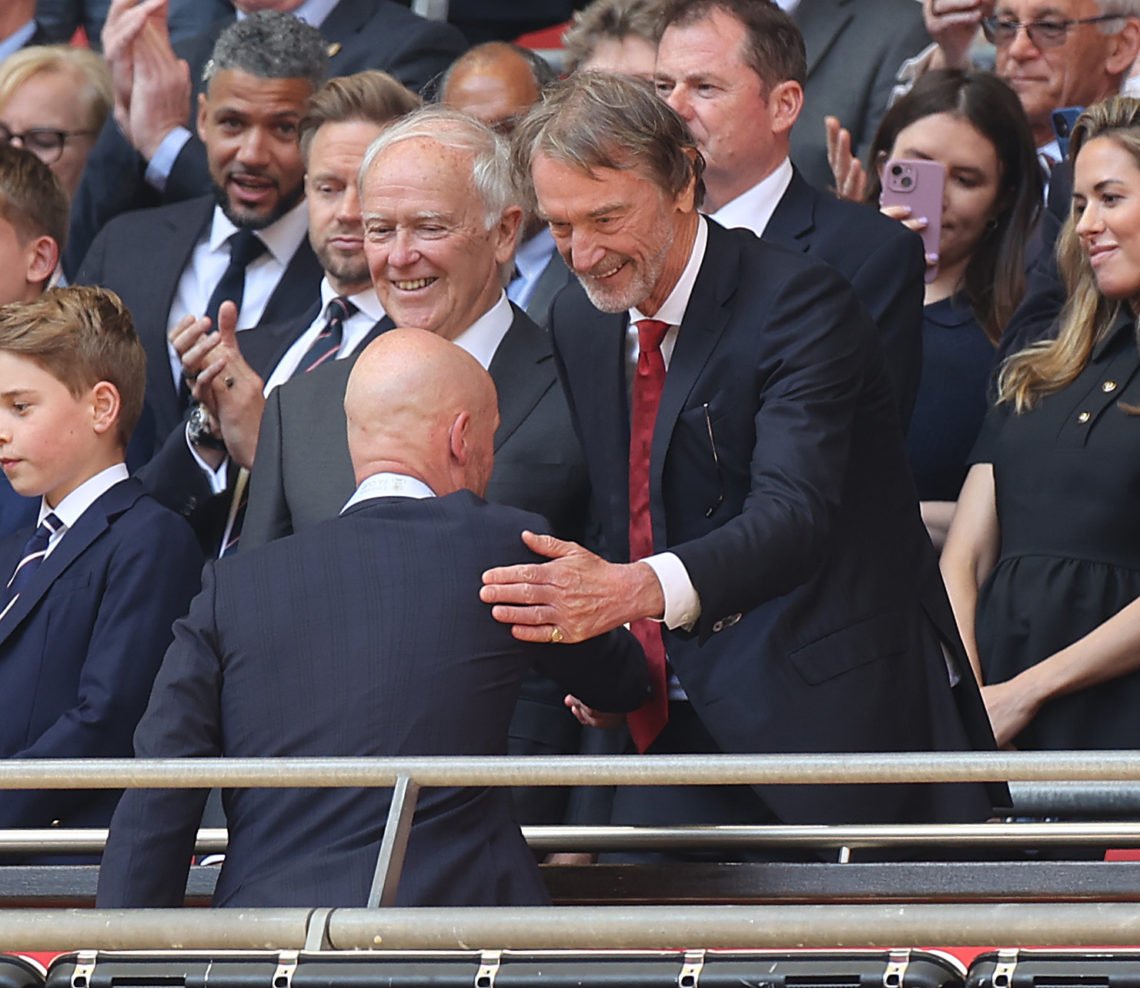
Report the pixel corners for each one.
[901,176,913,188]
[890,164,903,176]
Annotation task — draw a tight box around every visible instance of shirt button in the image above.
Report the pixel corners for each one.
[1077,411,1091,423]
[1103,380,1118,393]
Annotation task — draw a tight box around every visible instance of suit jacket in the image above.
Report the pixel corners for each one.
[0,479,201,832]
[522,251,573,330]
[96,492,648,908]
[552,220,1001,826]
[138,305,392,551]
[64,0,468,276]
[74,194,324,444]
[764,168,925,426]
[242,305,590,548]
[791,0,930,191]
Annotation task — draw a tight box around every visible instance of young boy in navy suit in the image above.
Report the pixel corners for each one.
[0,286,202,841]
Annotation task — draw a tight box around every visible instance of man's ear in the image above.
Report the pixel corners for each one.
[768,80,804,137]
[1105,19,1140,80]
[90,381,121,436]
[448,409,472,464]
[196,91,210,144]
[492,206,524,266]
[24,235,58,290]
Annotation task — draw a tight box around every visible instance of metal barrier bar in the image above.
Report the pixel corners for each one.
[16,820,1140,855]
[4,904,1140,951]
[1008,782,1140,815]
[2,751,1140,788]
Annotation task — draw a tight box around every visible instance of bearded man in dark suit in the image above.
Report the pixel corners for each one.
[481,72,1004,836]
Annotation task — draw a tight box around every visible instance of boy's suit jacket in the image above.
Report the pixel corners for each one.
[0,478,202,831]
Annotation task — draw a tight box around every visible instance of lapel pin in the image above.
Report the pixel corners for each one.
[327,42,342,58]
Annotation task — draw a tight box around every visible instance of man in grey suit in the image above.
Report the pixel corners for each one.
[241,106,589,550]
[237,107,592,826]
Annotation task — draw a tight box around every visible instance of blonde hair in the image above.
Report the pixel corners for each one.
[0,287,145,446]
[0,46,112,135]
[999,96,1140,412]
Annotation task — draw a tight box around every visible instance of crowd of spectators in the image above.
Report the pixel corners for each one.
[0,0,1136,907]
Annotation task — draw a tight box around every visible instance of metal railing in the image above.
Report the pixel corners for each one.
[3,752,1140,950]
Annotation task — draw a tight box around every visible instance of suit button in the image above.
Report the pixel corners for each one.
[712,613,742,633]
[1077,411,1091,423]
[1103,380,1118,393]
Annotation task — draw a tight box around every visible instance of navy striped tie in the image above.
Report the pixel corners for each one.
[3,512,63,610]
[296,296,355,376]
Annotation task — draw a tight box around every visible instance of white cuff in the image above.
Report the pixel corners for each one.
[184,423,230,493]
[144,127,192,192]
[641,552,701,630]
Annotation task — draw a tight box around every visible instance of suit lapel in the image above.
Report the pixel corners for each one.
[488,308,556,450]
[795,0,853,79]
[262,242,323,326]
[523,252,572,327]
[763,169,816,253]
[651,225,737,545]
[318,0,371,60]
[0,480,141,649]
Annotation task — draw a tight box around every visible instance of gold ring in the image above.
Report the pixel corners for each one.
[550,627,564,644]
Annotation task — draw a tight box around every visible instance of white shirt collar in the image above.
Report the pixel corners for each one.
[41,463,129,528]
[629,216,709,328]
[236,0,339,26]
[207,198,311,267]
[708,157,795,238]
[0,20,36,61]
[774,0,800,11]
[342,472,435,512]
[320,276,386,323]
[452,292,514,370]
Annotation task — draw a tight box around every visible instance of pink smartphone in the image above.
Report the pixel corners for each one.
[880,158,945,284]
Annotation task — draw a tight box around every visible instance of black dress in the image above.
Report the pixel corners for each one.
[971,309,1140,749]
[906,296,998,501]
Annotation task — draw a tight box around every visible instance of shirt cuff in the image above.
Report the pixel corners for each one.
[184,423,230,493]
[889,42,938,106]
[144,127,191,192]
[641,552,701,630]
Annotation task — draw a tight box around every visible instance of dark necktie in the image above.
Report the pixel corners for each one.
[626,318,670,753]
[3,512,63,611]
[204,228,268,331]
[294,296,357,376]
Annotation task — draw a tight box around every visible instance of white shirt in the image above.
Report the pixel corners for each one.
[265,279,387,389]
[708,157,795,238]
[774,0,801,12]
[507,229,558,311]
[38,464,130,560]
[625,216,709,634]
[145,0,341,190]
[451,291,514,370]
[342,472,435,513]
[166,198,311,391]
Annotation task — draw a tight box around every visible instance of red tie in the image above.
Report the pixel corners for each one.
[627,318,670,752]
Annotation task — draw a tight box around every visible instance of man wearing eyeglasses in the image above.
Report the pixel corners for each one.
[905,1,1140,159]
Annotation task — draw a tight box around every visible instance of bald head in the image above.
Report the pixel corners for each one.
[440,43,543,134]
[345,328,499,496]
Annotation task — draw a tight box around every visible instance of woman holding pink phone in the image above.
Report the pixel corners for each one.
[863,70,1041,548]
[942,97,1140,749]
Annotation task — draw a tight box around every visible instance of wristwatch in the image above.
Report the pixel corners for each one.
[187,403,226,451]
